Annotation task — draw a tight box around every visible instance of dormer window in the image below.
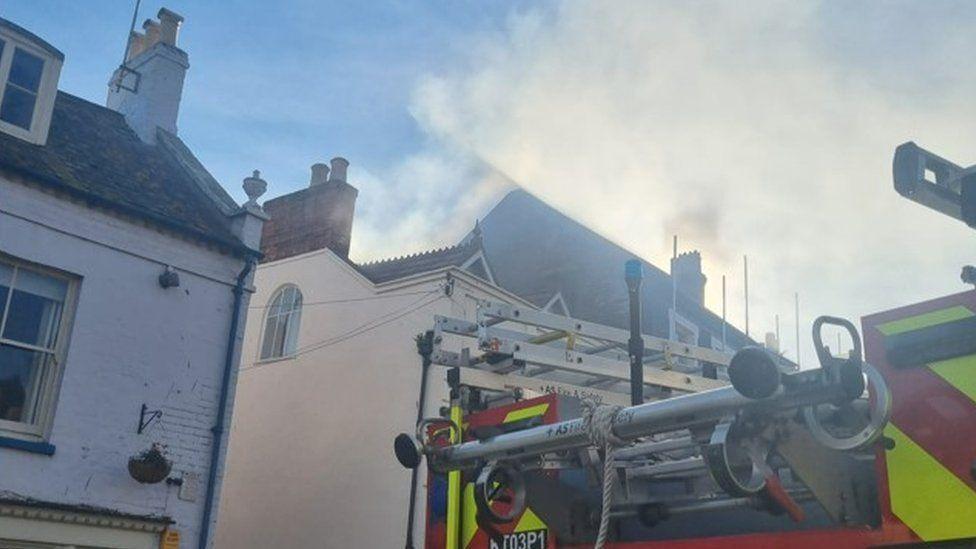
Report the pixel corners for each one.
[0,19,63,145]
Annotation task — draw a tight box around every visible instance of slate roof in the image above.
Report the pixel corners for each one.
[477,189,758,352]
[358,236,483,283]
[0,91,250,255]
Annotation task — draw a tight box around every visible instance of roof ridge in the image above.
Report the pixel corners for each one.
[358,238,479,268]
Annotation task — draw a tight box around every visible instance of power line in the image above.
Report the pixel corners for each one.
[241,291,443,372]
[247,289,436,310]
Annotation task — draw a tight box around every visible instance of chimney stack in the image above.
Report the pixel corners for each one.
[329,157,349,183]
[310,163,330,186]
[260,158,359,262]
[106,8,189,144]
[671,251,707,306]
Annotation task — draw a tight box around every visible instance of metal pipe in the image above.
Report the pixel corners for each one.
[430,365,851,470]
[198,256,255,549]
[625,260,644,405]
[404,331,434,549]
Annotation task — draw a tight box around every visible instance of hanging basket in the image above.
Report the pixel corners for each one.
[128,444,172,484]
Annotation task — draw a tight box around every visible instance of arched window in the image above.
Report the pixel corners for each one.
[260,285,302,360]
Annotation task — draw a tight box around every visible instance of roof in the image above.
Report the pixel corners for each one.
[357,235,484,284]
[0,91,250,254]
[477,189,758,350]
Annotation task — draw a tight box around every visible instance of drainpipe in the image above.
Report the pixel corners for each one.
[198,257,255,549]
[404,330,434,549]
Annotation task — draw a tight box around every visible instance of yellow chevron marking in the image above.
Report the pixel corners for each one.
[929,354,976,405]
[885,423,976,541]
[514,507,547,533]
[504,403,549,424]
[877,305,973,336]
[461,483,478,549]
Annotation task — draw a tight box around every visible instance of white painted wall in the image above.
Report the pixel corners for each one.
[0,176,252,546]
[215,248,525,548]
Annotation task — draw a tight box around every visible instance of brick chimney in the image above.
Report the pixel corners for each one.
[106,8,188,144]
[260,158,358,262]
[671,251,707,306]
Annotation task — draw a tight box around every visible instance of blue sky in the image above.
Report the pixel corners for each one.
[5,1,976,364]
[3,1,536,199]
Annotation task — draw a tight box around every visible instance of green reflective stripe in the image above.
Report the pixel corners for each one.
[503,403,549,424]
[877,305,974,336]
[929,354,976,405]
[885,423,976,541]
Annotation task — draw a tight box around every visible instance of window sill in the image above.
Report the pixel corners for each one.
[0,435,56,456]
[254,354,296,366]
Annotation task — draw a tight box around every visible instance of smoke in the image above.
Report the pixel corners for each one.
[353,0,976,363]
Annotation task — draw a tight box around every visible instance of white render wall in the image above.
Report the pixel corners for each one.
[215,249,524,548]
[0,176,252,546]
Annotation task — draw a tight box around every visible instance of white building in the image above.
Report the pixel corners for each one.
[0,11,265,548]
[215,164,530,548]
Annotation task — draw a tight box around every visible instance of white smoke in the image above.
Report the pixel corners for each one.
[354,0,976,363]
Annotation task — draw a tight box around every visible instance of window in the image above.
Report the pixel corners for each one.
[0,19,64,144]
[669,309,700,371]
[0,257,75,439]
[259,285,302,360]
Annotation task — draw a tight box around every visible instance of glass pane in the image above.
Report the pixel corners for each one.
[0,39,5,60]
[283,310,301,355]
[9,49,44,92]
[260,315,279,359]
[3,268,67,349]
[0,262,11,329]
[0,343,48,424]
[0,84,37,130]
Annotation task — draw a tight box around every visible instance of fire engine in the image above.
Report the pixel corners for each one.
[395,142,976,548]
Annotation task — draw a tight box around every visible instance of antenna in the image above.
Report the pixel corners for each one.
[794,292,800,368]
[721,275,727,349]
[775,314,780,350]
[113,0,142,92]
[743,255,750,337]
[671,235,678,341]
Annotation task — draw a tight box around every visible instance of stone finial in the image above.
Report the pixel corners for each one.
[329,157,349,183]
[310,163,330,187]
[243,170,267,207]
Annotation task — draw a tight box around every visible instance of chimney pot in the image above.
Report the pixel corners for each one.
[310,163,330,186]
[142,19,161,49]
[329,157,349,183]
[157,8,184,47]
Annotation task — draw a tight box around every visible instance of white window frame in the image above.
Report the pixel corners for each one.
[0,255,78,442]
[0,24,63,145]
[257,284,303,362]
[669,309,700,371]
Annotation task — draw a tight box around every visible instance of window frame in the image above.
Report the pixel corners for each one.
[257,284,303,363]
[0,26,62,145]
[0,255,78,442]
[668,309,700,371]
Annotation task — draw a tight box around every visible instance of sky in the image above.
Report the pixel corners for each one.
[5,1,976,365]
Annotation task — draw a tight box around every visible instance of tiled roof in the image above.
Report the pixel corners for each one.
[0,91,249,254]
[357,237,483,283]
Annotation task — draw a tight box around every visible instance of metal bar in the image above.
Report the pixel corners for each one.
[614,436,695,460]
[478,302,731,365]
[626,457,705,479]
[492,339,726,393]
[626,259,644,405]
[456,366,632,407]
[430,371,849,470]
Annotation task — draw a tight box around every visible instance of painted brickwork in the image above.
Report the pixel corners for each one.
[0,175,252,546]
